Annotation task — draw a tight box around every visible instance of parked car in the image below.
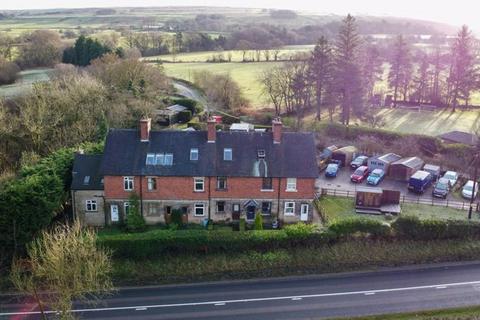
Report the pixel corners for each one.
[432,177,450,199]
[462,180,479,199]
[367,169,385,186]
[442,171,459,187]
[408,170,433,194]
[350,166,369,183]
[350,155,368,169]
[325,163,340,178]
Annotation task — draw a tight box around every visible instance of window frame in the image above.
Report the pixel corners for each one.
[194,177,205,192]
[190,148,199,161]
[147,177,157,191]
[124,202,130,215]
[261,177,273,191]
[123,176,134,191]
[223,148,233,161]
[216,176,227,190]
[286,178,297,192]
[261,201,272,216]
[216,201,225,213]
[284,201,295,216]
[146,153,156,165]
[164,153,173,166]
[194,203,205,216]
[85,199,97,212]
[300,203,309,215]
[155,153,164,165]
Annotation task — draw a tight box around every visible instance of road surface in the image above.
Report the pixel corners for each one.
[3,262,480,319]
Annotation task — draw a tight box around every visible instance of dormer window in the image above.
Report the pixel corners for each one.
[146,153,155,165]
[164,153,173,166]
[83,176,90,185]
[223,148,232,161]
[190,148,199,161]
[257,149,266,159]
[155,154,164,165]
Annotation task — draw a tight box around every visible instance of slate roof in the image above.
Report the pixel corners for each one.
[71,154,104,190]
[438,131,478,146]
[377,153,402,163]
[100,129,318,178]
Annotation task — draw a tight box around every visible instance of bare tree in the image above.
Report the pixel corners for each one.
[388,35,412,107]
[11,221,113,320]
[259,67,284,115]
[361,44,383,104]
[309,36,334,120]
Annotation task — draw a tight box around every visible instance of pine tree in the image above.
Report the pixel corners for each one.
[388,35,412,107]
[309,36,334,120]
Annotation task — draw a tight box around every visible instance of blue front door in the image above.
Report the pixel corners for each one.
[246,205,256,220]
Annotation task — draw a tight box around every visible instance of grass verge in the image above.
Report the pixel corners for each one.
[111,239,480,287]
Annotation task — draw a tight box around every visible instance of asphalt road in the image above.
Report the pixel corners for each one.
[4,262,480,319]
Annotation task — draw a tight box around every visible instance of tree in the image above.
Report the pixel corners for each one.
[361,44,383,104]
[335,14,363,125]
[0,57,20,85]
[236,40,252,62]
[18,30,62,68]
[412,52,432,104]
[0,32,15,61]
[11,220,113,320]
[309,36,334,120]
[388,35,412,107]
[447,25,478,111]
[254,212,263,230]
[125,193,146,232]
[62,35,111,66]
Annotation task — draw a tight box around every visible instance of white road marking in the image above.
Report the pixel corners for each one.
[135,307,147,311]
[364,292,375,295]
[436,286,447,289]
[291,297,302,301]
[214,303,226,306]
[2,280,480,316]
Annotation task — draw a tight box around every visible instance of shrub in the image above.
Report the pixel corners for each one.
[170,209,184,227]
[177,110,192,123]
[0,58,20,85]
[125,193,146,233]
[328,218,391,238]
[392,216,480,240]
[239,218,246,232]
[254,213,263,230]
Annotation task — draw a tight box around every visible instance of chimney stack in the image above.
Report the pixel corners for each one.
[207,117,217,143]
[272,118,282,144]
[140,118,151,142]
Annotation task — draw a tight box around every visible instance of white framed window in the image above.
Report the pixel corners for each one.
[301,203,309,215]
[147,177,157,191]
[194,177,205,192]
[124,202,130,215]
[124,176,134,191]
[194,203,205,216]
[155,153,164,165]
[85,200,97,212]
[286,178,297,191]
[146,153,155,165]
[190,148,199,161]
[216,176,227,190]
[164,153,173,166]
[284,202,295,216]
[223,148,232,161]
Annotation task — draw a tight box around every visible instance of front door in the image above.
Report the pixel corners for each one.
[300,204,309,222]
[246,205,256,221]
[110,204,119,222]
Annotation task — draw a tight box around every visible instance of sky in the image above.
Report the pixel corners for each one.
[0,0,477,30]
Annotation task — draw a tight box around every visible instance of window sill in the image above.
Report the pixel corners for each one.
[286,189,298,192]
[261,189,274,192]
[284,212,295,216]
[86,211,98,213]
[194,190,205,193]
[216,188,228,192]
[194,215,206,217]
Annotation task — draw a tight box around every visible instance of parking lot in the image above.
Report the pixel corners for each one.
[315,166,476,211]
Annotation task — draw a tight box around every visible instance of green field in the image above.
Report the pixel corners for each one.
[163,61,282,107]
[319,196,477,223]
[0,68,52,98]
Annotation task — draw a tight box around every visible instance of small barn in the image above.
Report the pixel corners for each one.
[367,153,401,175]
[155,104,188,125]
[356,187,401,215]
[389,157,425,181]
[332,146,357,167]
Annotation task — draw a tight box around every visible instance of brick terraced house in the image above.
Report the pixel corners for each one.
[71,118,318,226]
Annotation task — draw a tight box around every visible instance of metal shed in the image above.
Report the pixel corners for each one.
[332,146,357,167]
[389,157,425,181]
[367,153,401,175]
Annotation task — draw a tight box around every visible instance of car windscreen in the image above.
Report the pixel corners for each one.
[435,183,447,190]
[354,168,364,175]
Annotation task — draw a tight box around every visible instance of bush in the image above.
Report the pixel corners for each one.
[177,110,192,123]
[392,216,480,240]
[170,209,184,227]
[125,193,146,233]
[239,218,246,232]
[254,213,263,230]
[0,58,20,85]
[328,218,391,238]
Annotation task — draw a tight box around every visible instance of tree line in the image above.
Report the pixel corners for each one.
[260,15,480,128]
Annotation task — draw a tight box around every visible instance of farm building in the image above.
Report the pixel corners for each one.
[332,146,357,167]
[367,153,401,174]
[389,157,425,181]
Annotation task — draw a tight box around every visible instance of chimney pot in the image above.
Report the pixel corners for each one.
[207,117,217,143]
[272,117,282,144]
[140,118,151,142]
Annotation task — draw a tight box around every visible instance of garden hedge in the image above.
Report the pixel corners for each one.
[392,216,480,240]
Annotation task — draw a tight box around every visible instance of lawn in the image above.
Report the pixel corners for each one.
[318,195,479,223]
[0,68,53,98]
[163,61,282,108]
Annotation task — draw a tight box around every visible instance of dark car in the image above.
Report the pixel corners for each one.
[350,166,369,183]
[325,163,340,178]
[350,155,368,169]
[408,170,433,194]
[432,178,450,199]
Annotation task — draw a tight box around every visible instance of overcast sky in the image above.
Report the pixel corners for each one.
[1,0,476,30]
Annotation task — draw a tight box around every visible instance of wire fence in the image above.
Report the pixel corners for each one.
[319,187,480,212]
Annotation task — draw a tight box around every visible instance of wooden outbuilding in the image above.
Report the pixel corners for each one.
[332,146,357,167]
[389,157,424,181]
[355,187,401,215]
